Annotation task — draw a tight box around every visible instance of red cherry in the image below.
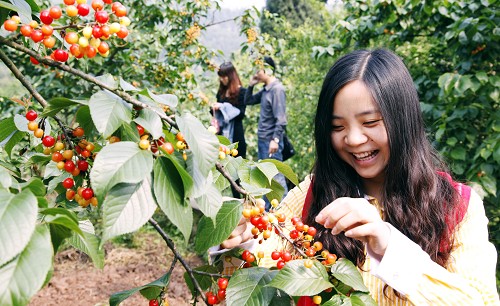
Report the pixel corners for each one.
[207,294,218,305]
[91,0,104,11]
[148,300,159,306]
[160,142,174,154]
[281,251,292,262]
[271,251,281,260]
[85,46,97,58]
[92,25,102,38]
[39,10,53,25]
[94,10,109,23]
[64,161,76,173]
[111,2,122,12]
[20,25,33,37]
[77,159,89,171]
[82,188,94,200]
[53,49,69,62]
[241,250,250,261]
[289,229,299,239]
[217,289,226,301]
[136,124,145,136]
[276,260,286,269]
[97,41,109,54]
[307,226,317,237]
[77,4,90,16]
[114,4,126,17]
[3,19,17,31]
[26,110,38,121]
[62,178,75,189]
[217,278,228,290]
[116,26,128,39]
[30,30,44,43]
[42,135,56,147]
[30,56,40,65]
[103,0,112,3]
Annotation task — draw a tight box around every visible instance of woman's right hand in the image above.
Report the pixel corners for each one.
[220,217,254,249]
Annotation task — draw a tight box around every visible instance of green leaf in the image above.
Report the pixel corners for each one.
[265,178,285,204]
[96,74,118,89]
[153,157,193,242]
[226,267,285,306]
[9,0,33,22]
[195,200,243,253]
[256,162,279,185]
[75,105,98,140]
[89,90,132,139]
[147,89,178,108]
[49,223,72,253]
[68,220,105,269]
[479,175,497,196]
[268,259,331,296]
[260,159,300,187]
[90,141,153,198]
[450,147,467,160]
[109,272,170,306]
[176,113,219,195]
[183,265,219,295]
[0,1,17,11]
[322,295,343,306]
[134,108,163,139]
[101,178,157,245]
[191,172,223,221]
[350,292,378,306]
[0,117,16,143]
[41,97,84,117]
[0,189,38,267]
[0,166,12,189]
[330,258,369,292]
[19,177,46,196]
[119,78,139,91]
[13,114,29,132]
[40,208,82,235]
[0,225,53,306]
[4,131,24,157]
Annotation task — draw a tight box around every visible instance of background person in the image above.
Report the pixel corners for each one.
[222,49,499,305]
[211,62,247,158]
[244,56,288,209]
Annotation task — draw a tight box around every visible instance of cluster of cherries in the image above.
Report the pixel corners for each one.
[25,109,97,207]
[3,0,130,63]
[136,125,187,160]
[240,199,338,271]
[218,145,237,160]
[204,277,228,305]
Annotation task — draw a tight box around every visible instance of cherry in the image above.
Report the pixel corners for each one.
[77,159,89,171]
[98,41,109,54]
[304,259,314,268]
[305,247,316,257]
[26,110,38,121]
[312,295,322,305]
[49,6,62,19]
[3,19,17,32]
[73,127,84,137]
[175,132,185,142]
[217,278,228,290]
[116,26,129,39]
[66,189,75,200]
[271,251,281,260]
[65,32,79,44]
[42,135,56,147]
[66,5,78,17]
[52,152,63,162]
[217,289,226,301]
[64,0,75,4]
[92,25,102,38]
[54,49,69,62]
[136,124,145,136]
[30,30,44,43]
[241,250,251,261]
[95,10,109,23]
[64,160,76,173]
[77,4,90,16]
[62,178,75,189]
[148,300,159,306]
[307,226,317,237]
[281,251,292,262]
[276,260,285,269]
[20,25,33,37]
[82,188,94,200]
[207,294,218,305]
[30,56,40,65]
[39,10,53,25]
[111,2,122,12]
[91,0,104,11]
[289,229,299,239]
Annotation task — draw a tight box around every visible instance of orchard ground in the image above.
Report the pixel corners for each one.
[30,232,204,306]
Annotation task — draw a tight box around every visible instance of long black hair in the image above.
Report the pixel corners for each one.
[217,62,242,105]
[306,49,460,268]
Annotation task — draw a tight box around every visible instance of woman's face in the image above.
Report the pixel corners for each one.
[331,80,390,185]
[219,75,229,86]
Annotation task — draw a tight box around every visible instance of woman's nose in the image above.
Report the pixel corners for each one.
[344,128,368,146]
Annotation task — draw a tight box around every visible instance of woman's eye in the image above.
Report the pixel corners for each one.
[331,125,344,131]
[364,119,382,126]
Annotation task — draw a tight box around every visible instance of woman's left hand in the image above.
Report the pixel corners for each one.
[315,197,390,258]
[212,102,222,111]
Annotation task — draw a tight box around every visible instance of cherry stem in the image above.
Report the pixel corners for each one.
[215,162,247,196]
[0,48,74,149]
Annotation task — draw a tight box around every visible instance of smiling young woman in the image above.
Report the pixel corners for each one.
[221,49,499,305]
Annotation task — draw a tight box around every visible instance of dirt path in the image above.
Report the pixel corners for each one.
[30,233,204,306]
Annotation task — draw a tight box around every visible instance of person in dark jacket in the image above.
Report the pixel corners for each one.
[212,62,247,158]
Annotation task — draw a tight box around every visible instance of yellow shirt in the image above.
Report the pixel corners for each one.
[219,177,499,305]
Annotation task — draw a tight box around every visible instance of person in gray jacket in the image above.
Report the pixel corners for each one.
[244,56,288,210]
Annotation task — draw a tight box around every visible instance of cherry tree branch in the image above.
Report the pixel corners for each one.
[0,36,177,130]
[148,218,209,305]
[0,48,74,148]
[215,161,247,196]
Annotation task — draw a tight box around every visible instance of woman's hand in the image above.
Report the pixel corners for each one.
[220,217,254,249]
[212,102,222,111]
[315,197,390,258]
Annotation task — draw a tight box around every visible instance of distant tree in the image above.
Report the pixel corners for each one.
[260,0,323,36]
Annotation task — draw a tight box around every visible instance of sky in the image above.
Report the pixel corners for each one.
[218,0,266,10]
